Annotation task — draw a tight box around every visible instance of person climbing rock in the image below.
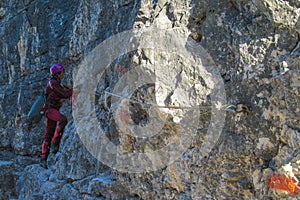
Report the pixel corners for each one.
[40,64,72,168]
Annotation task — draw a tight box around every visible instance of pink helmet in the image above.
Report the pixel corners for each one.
[50,63,65,75]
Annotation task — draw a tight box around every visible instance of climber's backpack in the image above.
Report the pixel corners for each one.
[28,92,46,124]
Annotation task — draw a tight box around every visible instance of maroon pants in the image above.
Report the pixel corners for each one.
[42,108,67,160]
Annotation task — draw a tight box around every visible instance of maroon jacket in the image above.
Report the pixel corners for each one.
[45,76,73,109]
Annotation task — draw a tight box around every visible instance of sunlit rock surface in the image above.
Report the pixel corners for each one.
[0,0,299,199]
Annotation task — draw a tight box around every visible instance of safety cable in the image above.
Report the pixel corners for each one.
[100,90,214,110]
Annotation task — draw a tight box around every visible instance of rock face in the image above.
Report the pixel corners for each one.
[0,0,299,199]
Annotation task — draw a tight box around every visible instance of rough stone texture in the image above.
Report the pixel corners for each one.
[0,0,300,199]
[0,160,16,199]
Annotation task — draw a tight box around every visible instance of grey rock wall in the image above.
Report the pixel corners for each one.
[0,0,299,199]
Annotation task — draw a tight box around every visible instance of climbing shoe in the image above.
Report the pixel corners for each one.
[52,144,59,154]
[40,158,48,169]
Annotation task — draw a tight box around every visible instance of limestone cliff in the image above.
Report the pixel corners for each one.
[0,0,300,199]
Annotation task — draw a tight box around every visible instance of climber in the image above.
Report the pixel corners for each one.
[40,64,72,168]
